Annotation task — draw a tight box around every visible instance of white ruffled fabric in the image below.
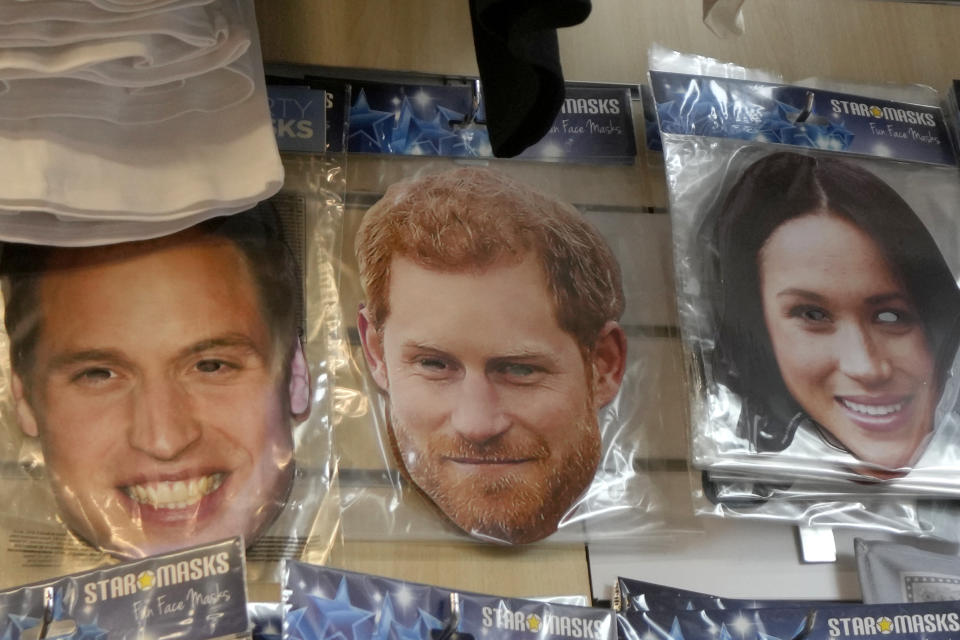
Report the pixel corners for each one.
[0,1,216,23]
[0,0,283,245]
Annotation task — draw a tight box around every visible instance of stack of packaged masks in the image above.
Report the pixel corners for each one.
[0,147,343,588]
[650,46,960,535]
[0,538,250,640]
[283,561,616,640]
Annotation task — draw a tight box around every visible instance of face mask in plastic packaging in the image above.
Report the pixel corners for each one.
[0,537,249,640]
[283,561,616,640]
[331,150,698,545]
[650,46,960,531]
[0,150,345,587]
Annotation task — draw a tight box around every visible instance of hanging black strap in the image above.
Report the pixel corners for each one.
[468,0,591,157]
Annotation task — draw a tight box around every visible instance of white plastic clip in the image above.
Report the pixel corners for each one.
[797,525,837,563]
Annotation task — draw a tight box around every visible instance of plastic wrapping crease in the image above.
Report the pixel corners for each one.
[650,45,960,535]
[0,152,343,588]
[329,152,701,545]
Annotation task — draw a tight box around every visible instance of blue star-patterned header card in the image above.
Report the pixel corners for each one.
[617,597,960,640]
[614,577,844,613]
[283,562,615,640]
[649,71,956,166]
[0,538,249,640]
[330,79,634,163]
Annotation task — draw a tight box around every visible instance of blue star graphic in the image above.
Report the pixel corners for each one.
[391,96,417,150]
[1,615,40,640]
[347,88,474,156]
[436,105,465,127]
[286,579,374,640]
[390,96,465,155]
[757,101,854,150]
[668,617,684,640]
[413,608,444,638]
[374,594,405,640]
[348,89,396,153]
[72,622,108,640]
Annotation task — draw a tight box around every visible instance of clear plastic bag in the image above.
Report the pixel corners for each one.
[651,46,960,531]
[0,152,343,587]
[331,153,699,545]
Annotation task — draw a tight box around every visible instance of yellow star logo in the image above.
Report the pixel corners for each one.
[870,106,883,118]
[878,617,893,633]
[137,570,155,590]
[526,615,542,632]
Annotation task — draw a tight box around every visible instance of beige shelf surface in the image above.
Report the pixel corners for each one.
[257,0,960,91]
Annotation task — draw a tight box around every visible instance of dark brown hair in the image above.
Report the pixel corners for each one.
[702,151,960,451]
[1,203,301,381]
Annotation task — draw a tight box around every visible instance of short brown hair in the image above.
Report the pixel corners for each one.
[1,204,301,381]
[356,167,624,351]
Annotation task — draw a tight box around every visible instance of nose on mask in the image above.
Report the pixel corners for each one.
[448,388,512,443]
[838,331,893,382]
[127,387,202,459]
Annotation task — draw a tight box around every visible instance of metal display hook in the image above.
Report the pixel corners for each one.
[451,79,487,128]
[21,587,77,640]
[431,592,479,640]
[433,592,462,640]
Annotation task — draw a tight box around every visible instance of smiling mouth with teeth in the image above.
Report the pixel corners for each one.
[123,473,225,510]
[840,398,906,417]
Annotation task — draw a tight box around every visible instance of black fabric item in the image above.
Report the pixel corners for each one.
[469,0,591,158]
